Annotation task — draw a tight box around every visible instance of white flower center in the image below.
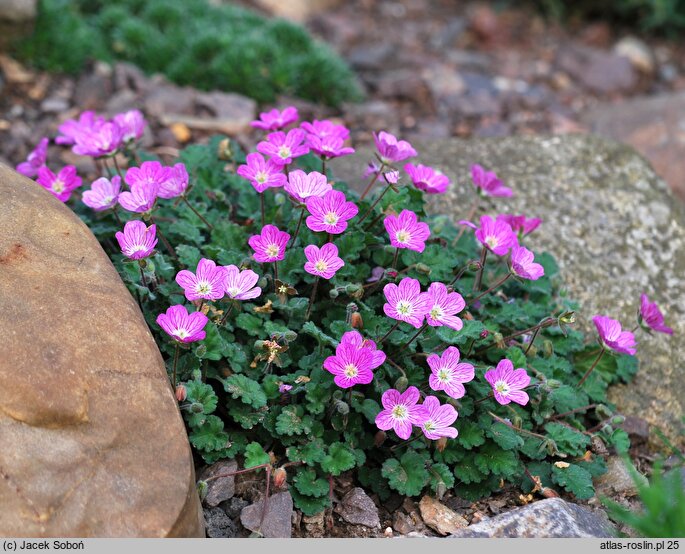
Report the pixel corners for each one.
[315,260,328,272]
[396,300,413,316]
[485,236,499,249]
[266,244,280,258]
[103,196,114,205]
[52,179,65,193]
[395,229,411,244]
[437,368,451,383]
[391,404,408,420]
[430,306,443,320]
[343,364,358,378]
[195,281,212,295]
[278,146,292,159]
[494,380,510,395]
[423,420,436,432]
[227,287,240,298]
[127,244,147,255]
[173,328,189,339]
[324,212,339,226]
[256,171,268,184]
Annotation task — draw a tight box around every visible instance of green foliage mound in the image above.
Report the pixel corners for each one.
[17,0,363,106]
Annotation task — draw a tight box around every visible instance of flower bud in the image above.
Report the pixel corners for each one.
[175,384,187,402]
[335,400,349,415]
[329,288,339,299]
[195,344,207,357]
[345,283,362,297]
[383,244,396,254]
[190,402,204,414]
[196,480,208,500]
[526,345,537,357]
[542,340,554,358]
[254,340,265,349]
[394,376,408,392]
[384,268,398,280]
[274,192,286,206]
[273,467,287,488]
[350,312,363,329]
[284,330,298,342]
[436,437,448,452]
[494,332,505,350]
[558,311,576,325]
[468,260,482,272]
[596,404,613,419]
[258,277,268,289]
[611,415,625,426]
[332,390,343,401]
[415,263,431,275]
[480,329,489,339]
[546,379,562,389]
[374,431,387,447]
[138,259,148,269]
[217,138,232,160]
[214,190,226,203]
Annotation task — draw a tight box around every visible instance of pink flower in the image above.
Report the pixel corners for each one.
[175,258,228,301]
[304,243,345,279]
[284,170,331,203]
[158,163,189,199]
[256,129,309,166]
[323,333,384,388]
[113,109,146,143]
[419,396,458,440]
[237,152,288,193]
[639,293,673,335]
[497,214,542,236]
[156,304,208,343]
[485,359,531,406]
[305,190,358,235]
[224,265,262,300]
[72,121,123,157]
[279,383,293,393]
[425,282,465,330]
[364,162,399,184]
[306,135,355,159]
[474,215,517,256]
[471,164,512,197]
[36,166,82,202]
[82,176,121,211]
[300,119,349,141]
[593,315,637,355]
[115,220,157,260]
[375,386,428,440]
[125,161,173,189]
[248,224,290,263]
[427,346,474,399]
[338,331,386,369]
[118,180,158,213]
[56,111,106,145]
[251,106,299,131]
[383,277,431,328]
[16,137,49,178]
[383,210,430,253]
[404,163,450,194]
[511,245,545,281]
[374,131,417,164]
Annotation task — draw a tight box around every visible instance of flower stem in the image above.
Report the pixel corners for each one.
[399,322,428,353]
[172,343,180,388]
[360,163,385,200]
[489,412,548,441]
[273,261,279,282]
[112,207,123,227]
[148,215,178,261]
[473,247,488,292]
[182,196,213,230]
[577,346,606,388]
[359,181,393,224]
[112,155,125,180]
[290,208,305,246]
[477,317,556,355]
[378,321,401,345]
[219,302,234,326]
[452,197,480,246]
[391,247,400,270]
[305,276,320,321]
[524,324,543,355]
[449,258,480,286]
[389,431,424,451]
[138,262,147,289]
[469,272,510,305]
[321,156,327,176]
[363,210,385,232]
[260,192,266,227]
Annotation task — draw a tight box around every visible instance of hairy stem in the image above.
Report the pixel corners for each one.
[469,272,511,305]
[577,346,606,388]
[183,196,213,230]
[359,163,385,200]
[473,247,488,292]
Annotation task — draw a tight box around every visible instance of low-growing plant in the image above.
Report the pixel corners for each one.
[16,0,362,107]
[17,107,674,519]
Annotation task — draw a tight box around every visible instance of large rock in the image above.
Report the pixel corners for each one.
[335,134,685,447]
[0,0,36,48]
[449,498,615,537]
[0,165,204,536]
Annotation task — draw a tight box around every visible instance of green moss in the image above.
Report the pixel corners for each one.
[16,0,363,107]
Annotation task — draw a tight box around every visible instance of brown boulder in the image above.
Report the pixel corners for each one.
[0,165,204,537]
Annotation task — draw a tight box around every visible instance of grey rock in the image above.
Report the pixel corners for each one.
[220,496,249,519]
[392,511,418,535]
[240,491,293,538]
[0,0,35,22]
[39,97,69,113]
[596,457,647,498]
[450,498,615,537]
[144,83,196,118]
[557,44,637,94]
[614,37,655,74]
[194,91,256,133]
[334,487,380,528]
[199,460,238,507]
[335,135,685,448]
[204,507,238,538]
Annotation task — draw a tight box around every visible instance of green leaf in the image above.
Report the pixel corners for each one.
[551,463,594,499]
[275,405,313,436]
[544,422,590,457]
[436,319,485,346]
[457,420,486,449]
[290,488,331,516]
[453,454,487,484]
[320,442,357,476]
[474,443,520,477]
[286,439,326,466]
[244,442,271,469]
[351,397,381,424]
[184,380,218,416]
[294,468,329,497]
[301,321,338,348]
[222,374,267,408]
[381,451,429,496]
[428,463,455,496]
[505,346,527,369]
[235,313,264,337]
[176,244,202,268]
[487,422,524,451]
[189,415,229,452]
[608,428,631,454]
